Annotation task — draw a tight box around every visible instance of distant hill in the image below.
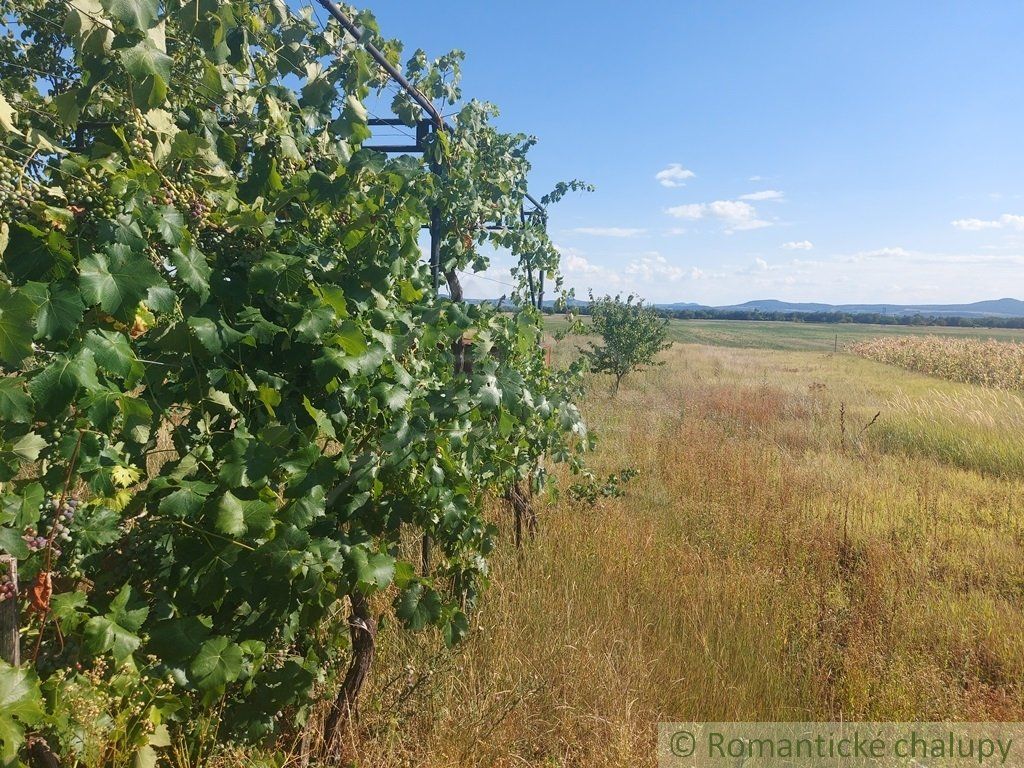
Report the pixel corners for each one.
[537,297,1024,319]
[714,298,1024,318]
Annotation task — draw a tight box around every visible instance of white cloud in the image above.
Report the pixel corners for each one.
[555,245,707,301]
[952,214,1024,231]
[739,189,785,201]
[555,240,1024,306]
[655,163,696,188]
[556,246,606,277]
[665,203,707,220]
[625,252,690,282]
[748,175,763,182]
[854,246,912,259]
[666,199,771,231]
[571,226,646,238]
[782,240,814,250]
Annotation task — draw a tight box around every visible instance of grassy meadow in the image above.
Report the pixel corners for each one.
[321,319,1024,767]
[545,315,1024,351]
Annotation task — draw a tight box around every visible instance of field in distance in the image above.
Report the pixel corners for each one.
[544,314,1024,351]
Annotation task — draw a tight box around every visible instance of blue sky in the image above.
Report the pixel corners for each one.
[364,1,1024,305]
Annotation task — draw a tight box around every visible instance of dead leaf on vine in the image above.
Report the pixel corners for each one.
[29,571,52,614]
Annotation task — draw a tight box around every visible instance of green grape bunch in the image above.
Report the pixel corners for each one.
[0,154,37,223]
[64,166,121,220]
[125,117,153,159]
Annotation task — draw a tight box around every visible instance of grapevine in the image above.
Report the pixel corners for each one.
[0,0,592,763]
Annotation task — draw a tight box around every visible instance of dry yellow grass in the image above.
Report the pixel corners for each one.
[218,336,1024,768]
[306,340,1024,767]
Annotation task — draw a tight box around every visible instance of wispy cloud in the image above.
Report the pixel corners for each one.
[782,240,814,250]
[952,214,1024,231]
[555,241,1024,305]
[625,252,701,282]
[666,199,771,231]
[571,226,646,238]
[739,189,785,201]
[557,246,705,300]
[655,163,696,188]
[560,250,605,276]
[856,247,912,258]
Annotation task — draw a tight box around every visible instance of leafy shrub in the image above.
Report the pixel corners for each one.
[582,294,671,392]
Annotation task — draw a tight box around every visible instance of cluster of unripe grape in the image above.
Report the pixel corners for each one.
[65,167,121,220]
[307,206,350,243]
[0,155,37,223]
[126,119,152,158]
[158,170,210,223]
[22,494,79,557]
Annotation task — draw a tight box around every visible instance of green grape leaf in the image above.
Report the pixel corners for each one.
[0,378,32,423]
[35,281,85,340]
[395,583,442,631]
[101,0,158,32]
[214,491,245,536]
[190,636,243,702]
[170,243,211,301]
[80,247,163,321]
[0,286,36,365]
[85,329,143,382]
[11,432,46,462]
[349,549,395,593]
[0,662,43,723]
[84,614,143,665]
[0,94,18,135]
[158,482,215,518]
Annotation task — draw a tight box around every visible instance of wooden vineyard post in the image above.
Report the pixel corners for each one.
[0,555,19,665]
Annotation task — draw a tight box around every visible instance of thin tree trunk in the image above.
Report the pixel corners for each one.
[526,482,538,537]
[323,592,377,758]
[506,483,534,548]
[445,269,463,303]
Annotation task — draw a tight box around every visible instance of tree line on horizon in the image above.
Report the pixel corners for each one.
[559,305,1024,329]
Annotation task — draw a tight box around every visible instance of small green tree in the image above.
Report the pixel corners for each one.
[583,293,671,393]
